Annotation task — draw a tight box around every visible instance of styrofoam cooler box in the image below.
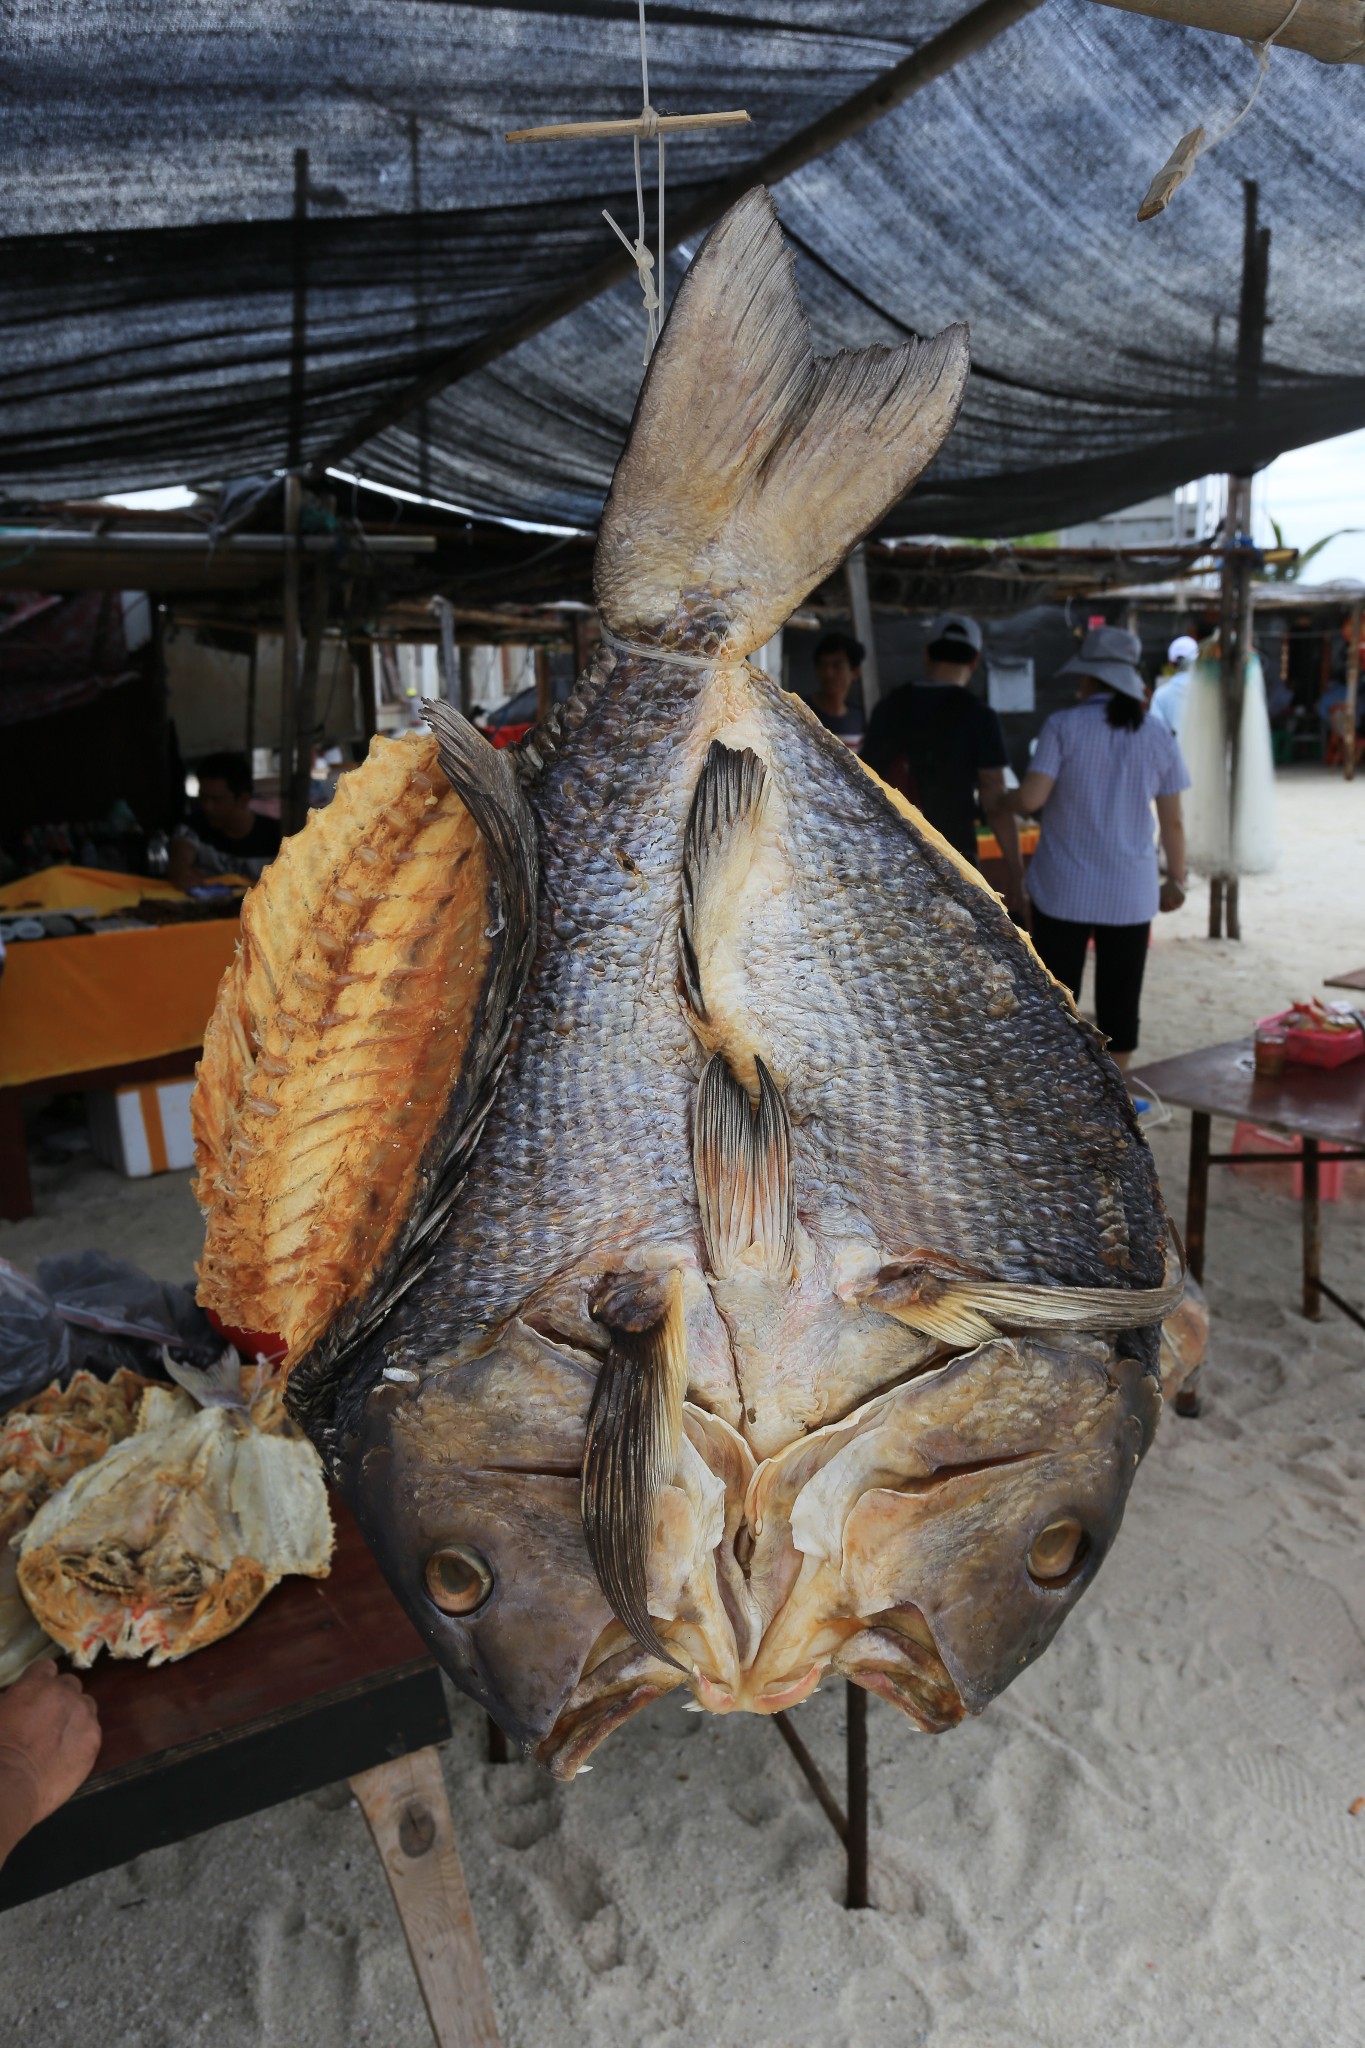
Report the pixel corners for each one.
[89,1079,196,1177]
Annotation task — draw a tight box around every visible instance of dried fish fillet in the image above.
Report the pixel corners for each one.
[195,187,1177,1774]
[17,1384,333,1666]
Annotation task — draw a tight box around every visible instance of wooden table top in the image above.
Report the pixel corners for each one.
[1131,1037,1365,1147]
[80,1494,430,1779]
[1324,966,1365,992]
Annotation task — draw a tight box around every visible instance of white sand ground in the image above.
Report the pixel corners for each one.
[1,764,1362,2048]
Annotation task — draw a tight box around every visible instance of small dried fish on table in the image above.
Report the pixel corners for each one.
[17,1381,333,1666]
[194,187,1179,1776]
[0,1368,151,1684]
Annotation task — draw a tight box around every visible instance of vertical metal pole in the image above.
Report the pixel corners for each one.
[1302,1137,1322,1321]
[844,1680,869,1910]
[279,473,303,832]
[1185,1111,1211,1286]
[845,545,880,717]
[288,148,309,473]
[409,116,430,502]
[1344,599,1362,780]
[290,559,329,832]
[245,634,259,765]
[1207,876,1224,940]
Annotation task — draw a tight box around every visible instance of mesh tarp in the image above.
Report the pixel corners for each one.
[4,1,1364,532]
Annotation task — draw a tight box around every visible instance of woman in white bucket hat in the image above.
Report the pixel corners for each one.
[1010,625,1189,1069]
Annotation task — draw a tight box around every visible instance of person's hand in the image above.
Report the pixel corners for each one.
[0,1662,101,1863]
[1159,877,1187,914]
[1003,879,1031,930]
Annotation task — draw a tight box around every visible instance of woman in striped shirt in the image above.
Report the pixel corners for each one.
[1012,625,1189,1069]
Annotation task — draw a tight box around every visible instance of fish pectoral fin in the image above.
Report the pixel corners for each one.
[594,186,969,657]
[680,740,770,1022]
[694,1053,795,1281]
[866,1256,1184,1344]
[581,1271,689,1671]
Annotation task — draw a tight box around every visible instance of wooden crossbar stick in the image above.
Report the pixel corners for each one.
[506,109,749,144]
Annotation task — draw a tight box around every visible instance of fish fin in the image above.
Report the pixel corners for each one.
[867,1256,1183,1345]
[693,1053,795,1280]
[194,714,537,1446]
[582,1271,689,1671]
[679,740,770,1021]
[595,186,969,659]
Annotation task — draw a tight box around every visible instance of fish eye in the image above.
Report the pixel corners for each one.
[424,1545,494,1616]
[1027,1518,1088,1586]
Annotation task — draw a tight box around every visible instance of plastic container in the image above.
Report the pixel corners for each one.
[1256,1007,1365,1069]
[1230,1123,1345,1202]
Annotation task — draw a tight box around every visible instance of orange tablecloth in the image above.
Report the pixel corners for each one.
[0,920,238,1089]
[0,865,188,916]
[977,823,1040,863]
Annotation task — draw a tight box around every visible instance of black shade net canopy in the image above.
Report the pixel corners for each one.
[3,0,1363,535]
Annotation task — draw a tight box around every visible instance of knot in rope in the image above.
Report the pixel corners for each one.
[638,102,660,142]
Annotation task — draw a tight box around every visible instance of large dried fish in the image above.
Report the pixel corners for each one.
[195,188,1175,1774]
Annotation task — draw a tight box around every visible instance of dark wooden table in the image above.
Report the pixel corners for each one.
[1325,966,1365,993]
[0,1498,444,1907]
[1131,1039,1365,1405]
[0,1498,501,2045]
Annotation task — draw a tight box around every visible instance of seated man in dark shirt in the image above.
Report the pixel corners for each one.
[808,630,866,747]
[169,750,282,887]
[860,613,1027,922]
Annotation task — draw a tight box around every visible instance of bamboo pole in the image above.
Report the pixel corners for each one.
[507,110,749,145]
[1087,0,1365,64]
[317,0,1046,470]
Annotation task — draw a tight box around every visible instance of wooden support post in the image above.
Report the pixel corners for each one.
[534,644,553,722]
[350,1747,501,2048]
[244,634,259,766]
[1344,598,1362,780]
[845,545,880,717]
[279,473,303,832]
[434,600,460,705]
[485,1716,510,1765]
[1207,876,1224,939]
[350,638,379,746]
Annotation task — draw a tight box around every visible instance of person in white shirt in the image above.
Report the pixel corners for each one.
[1150,634,1199,742]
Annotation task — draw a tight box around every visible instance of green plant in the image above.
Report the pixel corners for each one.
[1263,517,1363,582]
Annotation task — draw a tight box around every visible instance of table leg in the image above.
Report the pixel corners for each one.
[1302,1138,1322,1321]
[485,1716,510,1765]
[351,1747,501,2048]
[0,1089,33,1222]
[845,1681,869,1910]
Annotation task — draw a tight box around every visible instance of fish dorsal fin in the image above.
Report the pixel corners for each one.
[693,1053,795,1281]
[679,739,769,1022]
[581,1270,690,1669]
[193,715,536,1426]
[595,186,969,658]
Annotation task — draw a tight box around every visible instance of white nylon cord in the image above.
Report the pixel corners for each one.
[1137,0,1306,219]
[602,0,666,363]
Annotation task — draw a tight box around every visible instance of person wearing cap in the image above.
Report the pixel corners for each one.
[809,630,867,746]
[860,612,1027,921]
[1151,634,1200,742]
[1010,625,1189,1070]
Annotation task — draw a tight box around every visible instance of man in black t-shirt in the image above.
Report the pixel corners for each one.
[169,750,282,886]
[807,630,866,747]
[861,613,1027,920]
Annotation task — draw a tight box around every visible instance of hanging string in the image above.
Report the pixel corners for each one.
[601,0,666,363]
[1136,0,1305,221]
